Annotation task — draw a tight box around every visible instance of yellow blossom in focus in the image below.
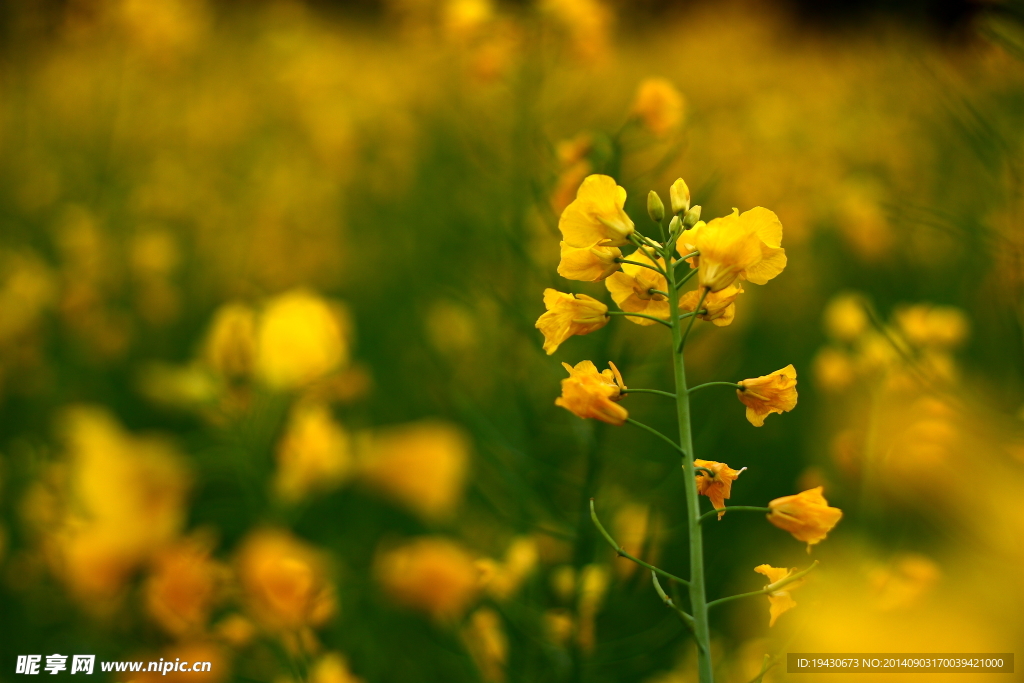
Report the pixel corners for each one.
[374,536,481,620]
[694,460,746,520]
[555,360,627,426]
[895,304,970,350]
[604,247,671,325]
[357,420,470,521]
[308,652,364,683]
[754,564,802,627]
[558,174,634,248]
[536,289,610,355]
[737,365,798,427]
[688,207,786,292]
[463,607,508,682]
[235,529,336,632]
[679,283,743,326]
[202,302,258,379]
[145,534,226,637]
[274,403,353,502]
[824,292,869,342]
[557,241,622,281]
[631,78,685,136]
[767,486,843,549]
[256,289,351,390]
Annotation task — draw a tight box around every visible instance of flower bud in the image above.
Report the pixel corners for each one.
[670,178,690,214]
[683,205,702,229]
[646,191,665,223]
[668,215,681,236]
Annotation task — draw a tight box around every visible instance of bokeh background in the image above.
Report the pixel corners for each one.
[1,0,1024,681]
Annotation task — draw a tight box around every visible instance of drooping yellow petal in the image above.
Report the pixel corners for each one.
[555,360,627,425]
[694,459,746,519]
[558,175,635,248]
[604,247,671,325]
[767,486,843,549]
[754,564,800,627]
[557,241,622,282]
[737,365,798,427]
[679,283,743,327]
[536,289,609,355]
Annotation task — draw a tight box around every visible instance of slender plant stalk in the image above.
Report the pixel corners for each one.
[664,236,715,683]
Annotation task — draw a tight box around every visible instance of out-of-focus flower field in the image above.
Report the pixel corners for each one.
[1,0,1024,681]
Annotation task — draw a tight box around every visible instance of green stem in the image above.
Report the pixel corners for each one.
[649,289,671,298]
[651,571,696,629]
[678,287,708,353]
[590,499,690,586]
[616,258,665,276]
[688,381,742,395]
[625,418,685,454]
[698,506,770,524]
[621,388,677,399]
[664,244,714,682]
[675,266,699,290]
[707,561,819,610]
[607,310,672,328]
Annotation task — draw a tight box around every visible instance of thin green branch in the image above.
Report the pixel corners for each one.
[621,388,677,399]
[707,561,819,610]
[675,266,699,290]
[616,258,665,276]
[678,288,708,352]
[625,418,685,454]
[649,289,671,298]
[688,381,742,395]
[607,310,672,328]
[589,499,690,586]
[651,571,696,630]
[698,506,770,524]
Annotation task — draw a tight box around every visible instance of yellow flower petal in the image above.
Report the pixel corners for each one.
[737,364,798,427]
[558,175,635,248]
[767,486,843,548]
[536,289,609,355]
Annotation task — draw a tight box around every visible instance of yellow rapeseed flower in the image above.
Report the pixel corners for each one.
[557,241,622,281]
[753,564,802,627]
[374,536,482,621]
[357,420,470,521]
[145,534,226,637]
[274,403,353,502]
[737,365,798,427]
[555,360,627,426]
[235,529,336,632]
[536,289,609,355]
[894,304,970,350]
[686,207,786,292]
[255,289,351,390]
[693,459,746,520]
[558,174,635,248]
[604,246,670,325]
[767,486,843,549]
[630,78,685,136]
[679,283,743,326]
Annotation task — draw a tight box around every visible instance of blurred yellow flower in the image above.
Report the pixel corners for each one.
[631,78,685,136]
[767,486,843,549]
[477,536,538,600]
[577,563,609,652]
[894,304,970,350]
[235,529,336,632]
[824,292,869,342]
[145,534,226,637]
[308,652,364,683]
[129,641,227,683]
[737,364,798,427]
[374,536,481,620]
[555,360,627,426]
[256,289,351,390]
[754,564,802,627]
[357,420,470,521]
[274,403,353,502]
[693,459,745,520]
[812,347,856,392]
[558,174,634,248]
[604,247,671,325]
[868,553,941,611]
[612,503,658,579]
[536,289,609,355]
[462,607,508,682]
[688,207,786,292]
[679,282,743,326]
[202,302,258,380]
[40,407,189,603]
[557,241,622,281]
